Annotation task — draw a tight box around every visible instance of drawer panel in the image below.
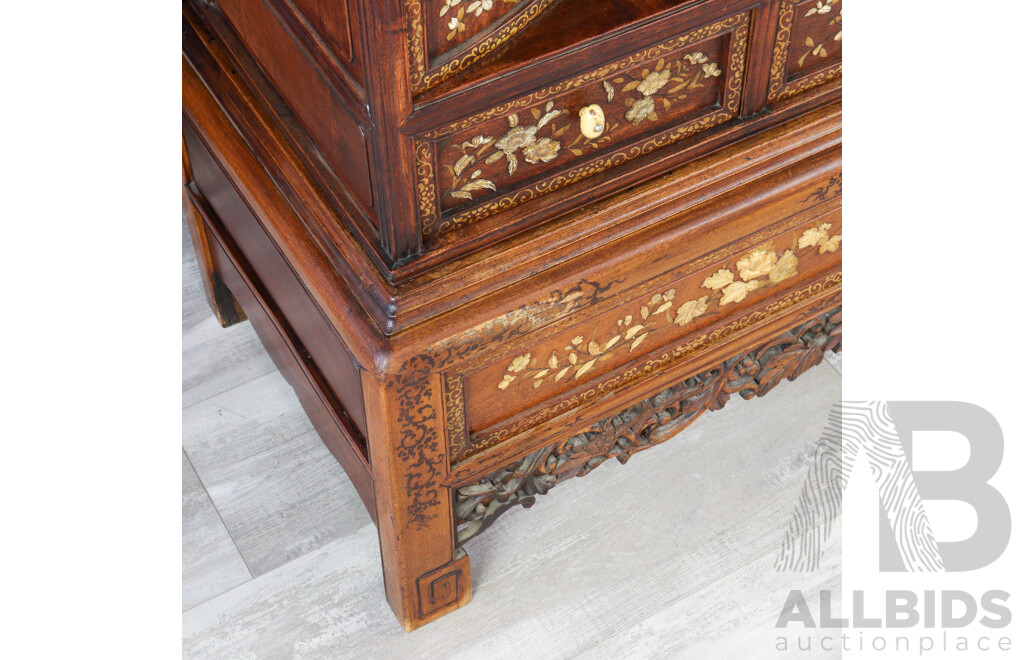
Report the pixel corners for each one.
[415,11,751,237]
[767,0,842,103]
[435,155,843,463]
[462,213,842,447]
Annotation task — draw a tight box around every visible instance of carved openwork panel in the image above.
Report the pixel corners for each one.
[454,305,843,544]
[415,13,750,236]
[439,198,842,464]
[767,0,842,103]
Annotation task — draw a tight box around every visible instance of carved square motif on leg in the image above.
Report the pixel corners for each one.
[417,548,470,617]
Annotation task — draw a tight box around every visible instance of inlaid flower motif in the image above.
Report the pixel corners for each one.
[769,249,799,283]
[737,250,778,281]
[495,125,539,154]
[637,69,672,96]
[626,96,656,124]
[523,137,561,164]
[508,353,532,372]
[806,0,834,16]
[798,224,830,249]
[467,0,495,16]
[702,62,722,78]
[683,52,709,65]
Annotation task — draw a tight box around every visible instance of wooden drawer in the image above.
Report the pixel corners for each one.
[767,0,842,104]
[440,170,842,464]
[414,11,751,237]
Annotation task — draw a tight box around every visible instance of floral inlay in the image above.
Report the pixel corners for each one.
[440,51,726,202]
[798,1,842,66]
[561,50,723,158]
[446,102,568,200]
[440,0,518,42]
[496,222,841,392]
[610,52,722,128]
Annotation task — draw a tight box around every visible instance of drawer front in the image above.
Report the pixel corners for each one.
[440,178,843,463]
[767,0,842,103]
[415,12,751,237]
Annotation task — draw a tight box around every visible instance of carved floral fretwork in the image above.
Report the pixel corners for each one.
[456,306,843,544]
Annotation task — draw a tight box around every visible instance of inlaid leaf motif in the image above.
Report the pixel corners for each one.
[575,359,598,379]
[819,235,842,253]
[721,280,760,305]
[453,154,474,176]
[536,109,561,130]
[461,179,497,193]
[674,296,709,326]
[702,269,735,290]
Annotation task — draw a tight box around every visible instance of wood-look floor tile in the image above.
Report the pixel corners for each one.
[183,372,372,576]
[182,451,251,611]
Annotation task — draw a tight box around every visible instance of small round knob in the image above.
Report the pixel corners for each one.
[579,104,606,139]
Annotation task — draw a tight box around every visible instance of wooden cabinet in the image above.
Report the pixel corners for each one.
[183,0,841,631]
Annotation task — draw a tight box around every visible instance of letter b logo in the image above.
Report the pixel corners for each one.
[883,402,1011,571]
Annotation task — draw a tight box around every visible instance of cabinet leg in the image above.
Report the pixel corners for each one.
[362,364,473,631]
[183,136,246,327]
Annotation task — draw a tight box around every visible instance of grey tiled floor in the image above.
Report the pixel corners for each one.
[182,218,842,658]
